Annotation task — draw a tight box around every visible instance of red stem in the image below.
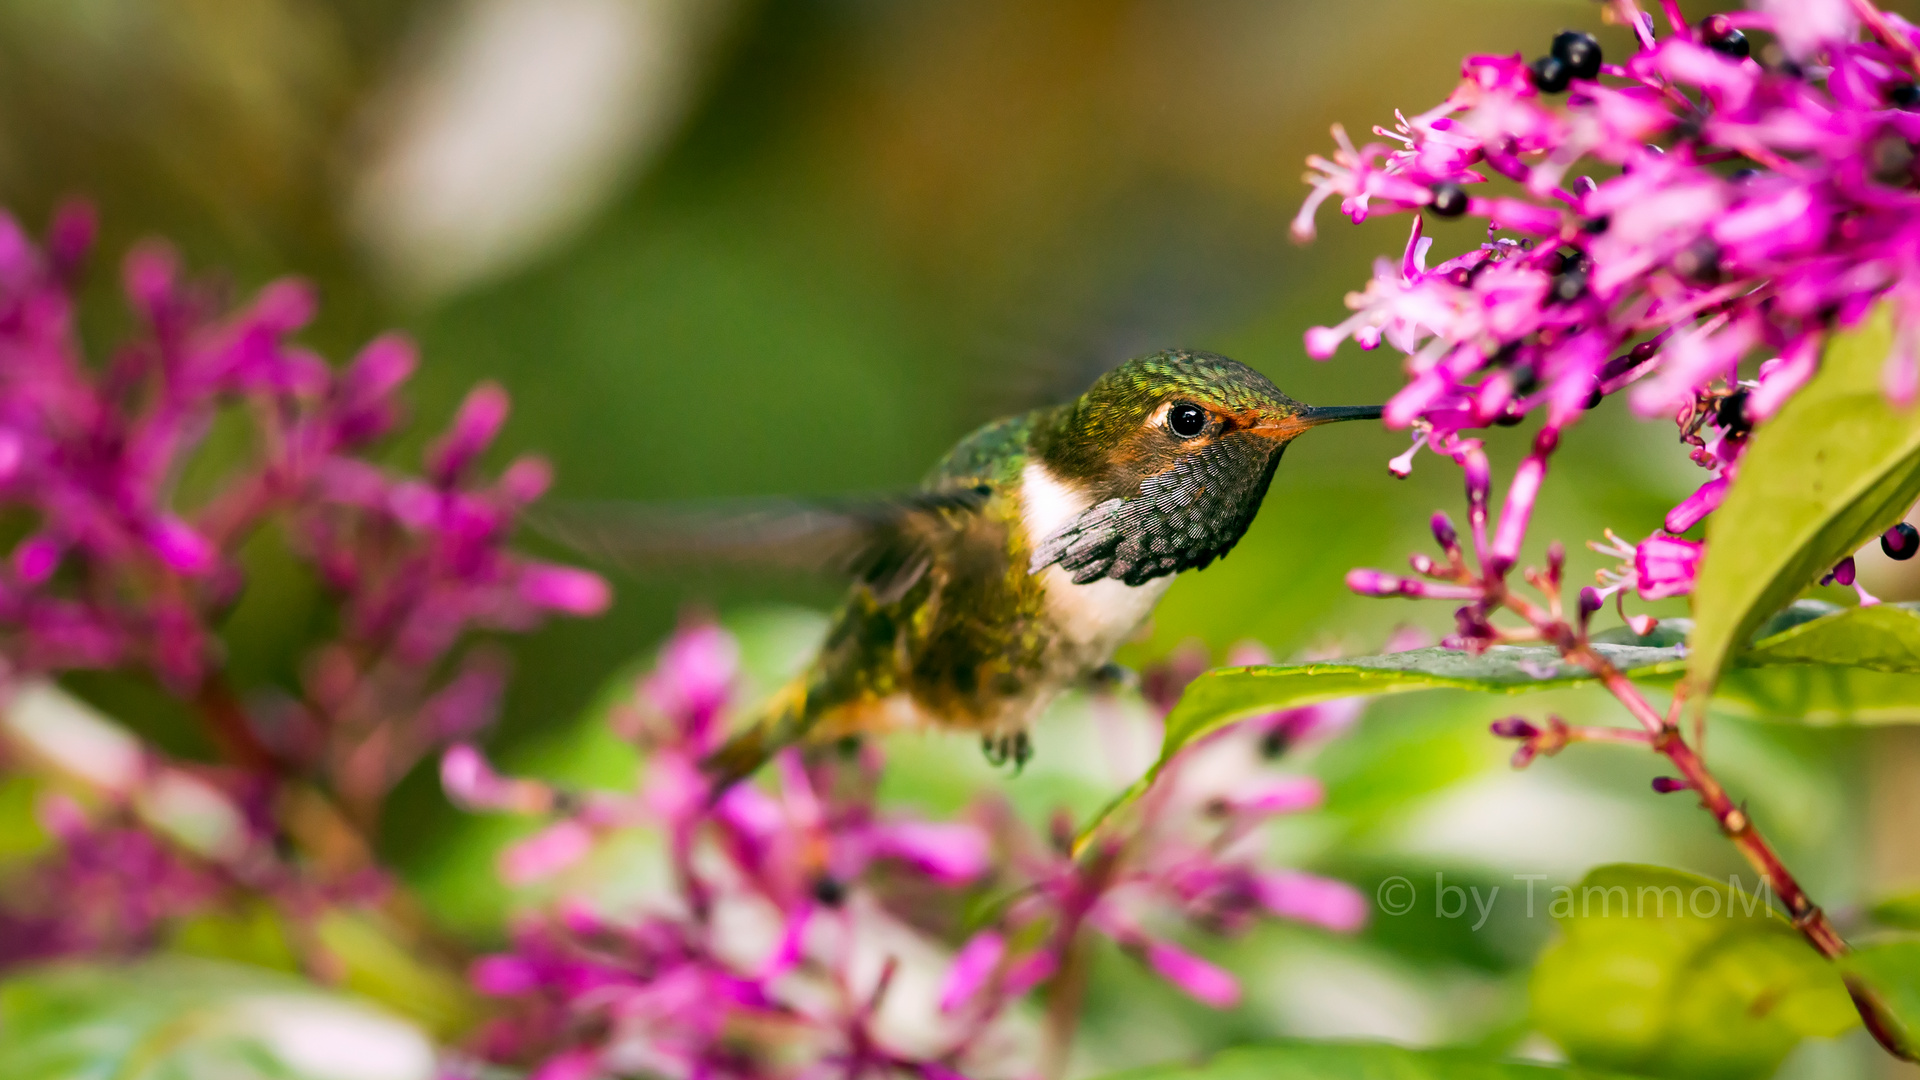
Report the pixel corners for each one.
[1495,587,1907,1057]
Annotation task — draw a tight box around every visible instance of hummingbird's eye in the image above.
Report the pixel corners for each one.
[1167,402,1208,438]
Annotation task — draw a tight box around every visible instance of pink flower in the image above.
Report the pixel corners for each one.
[1635,536,1704,601]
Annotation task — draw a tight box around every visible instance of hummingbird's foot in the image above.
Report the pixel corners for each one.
[1086,662,1138,694]
[980,731,1033,773]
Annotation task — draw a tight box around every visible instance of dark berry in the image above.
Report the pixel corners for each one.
[1716,388,1751,435]
[1259,728,1289,760]
[1510,363,1540,395]
[1530,54,1571,94]
[1550,266,1589,303]
[1893,83,1920,109]
[1870,134,1917,185]
[811,876,847,906]
[1672,237,1722,283]
[1729,167,1761,182]
[1429,182,1469,217]
[1701,21,1750,60]
[1630,338,1662,361]
[1581,381,1605,410]
[1883,522,1920,561]
[1493,409,1526,427]
[1552,30,1603,80]
[1582,215,1610,234]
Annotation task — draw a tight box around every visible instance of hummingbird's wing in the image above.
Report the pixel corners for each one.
[529,487,991,604]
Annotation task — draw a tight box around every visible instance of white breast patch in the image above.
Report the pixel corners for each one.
[1019,460,1174,658]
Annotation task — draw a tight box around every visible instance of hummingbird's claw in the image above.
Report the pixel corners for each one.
[981,731,1034,773]
[1086,662,1138,694]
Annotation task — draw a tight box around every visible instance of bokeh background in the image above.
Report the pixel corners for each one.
[7,0,1920,1076]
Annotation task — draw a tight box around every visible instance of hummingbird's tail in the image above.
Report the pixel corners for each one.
[700,679,813,792]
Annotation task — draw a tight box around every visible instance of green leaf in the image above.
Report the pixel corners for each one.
[1742,602,1920,671]
[1102,1040,1649,1080]
[1839,938,1920,1055]
[0,956,437,1080]
[1690,309,1920,697]
[1870,893,1920,931]
[1073,643,1684,850]
[1530,865,1856,1080]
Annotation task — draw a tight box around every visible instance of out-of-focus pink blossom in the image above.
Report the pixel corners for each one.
[1143,941,1241,1008]
[938,930,1005,1013]
[1257,871,1369,933]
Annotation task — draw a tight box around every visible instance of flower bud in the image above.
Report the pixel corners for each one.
[1490,717,1539,739]
[1577,586,1604,619]
[427,382,511,486]
[1430,512,1458,551]
[1651,776,1691,794]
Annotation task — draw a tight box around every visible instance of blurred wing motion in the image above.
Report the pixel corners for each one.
[530,487,991,604]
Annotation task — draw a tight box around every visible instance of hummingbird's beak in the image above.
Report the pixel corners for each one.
[1253,403,1384,442]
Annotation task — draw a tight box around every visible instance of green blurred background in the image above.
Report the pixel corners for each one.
[9,0,1920,1076]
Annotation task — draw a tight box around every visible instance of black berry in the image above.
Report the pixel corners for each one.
[1716,388,1751,436]
[1701,20,1750,59]
[1582,215,1610,234]
[1550,266,1589,303]
[1259,728,1289,760]
[1552,30,1603,80]
[1530,55,1571,94]
[1883,522,1920,561]
[811,876,847,906]
[1673,237,1722,283]
[1430,182,1469,217]
[1893,83,1920,109]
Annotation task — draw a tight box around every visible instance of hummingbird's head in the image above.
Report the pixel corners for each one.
[1029,349,1382,585]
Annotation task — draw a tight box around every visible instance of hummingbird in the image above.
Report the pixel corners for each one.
[542,350,1381,788]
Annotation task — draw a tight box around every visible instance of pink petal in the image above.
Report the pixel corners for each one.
[1144,940,1240,1008]
[869,820,991,883]
[500,820,595,885]
[148,516,216,576]
[530,1050,603,1080]
[428,381,511,484]
[471,954,540,996]
[1257,871,1369,932]
[519,564,612,616]
[1664,476,1728,534]
[1230,777,1325,817]
[939,931,1006,1012]
[344,333,418,401]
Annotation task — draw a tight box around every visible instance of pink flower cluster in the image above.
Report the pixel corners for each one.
[0,205,607,964]
[446,626,1367,1080]
[1303,0,1920,613]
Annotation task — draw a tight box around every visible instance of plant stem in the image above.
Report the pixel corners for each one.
[194,673,280,773]
[1554,640,1912,1058]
